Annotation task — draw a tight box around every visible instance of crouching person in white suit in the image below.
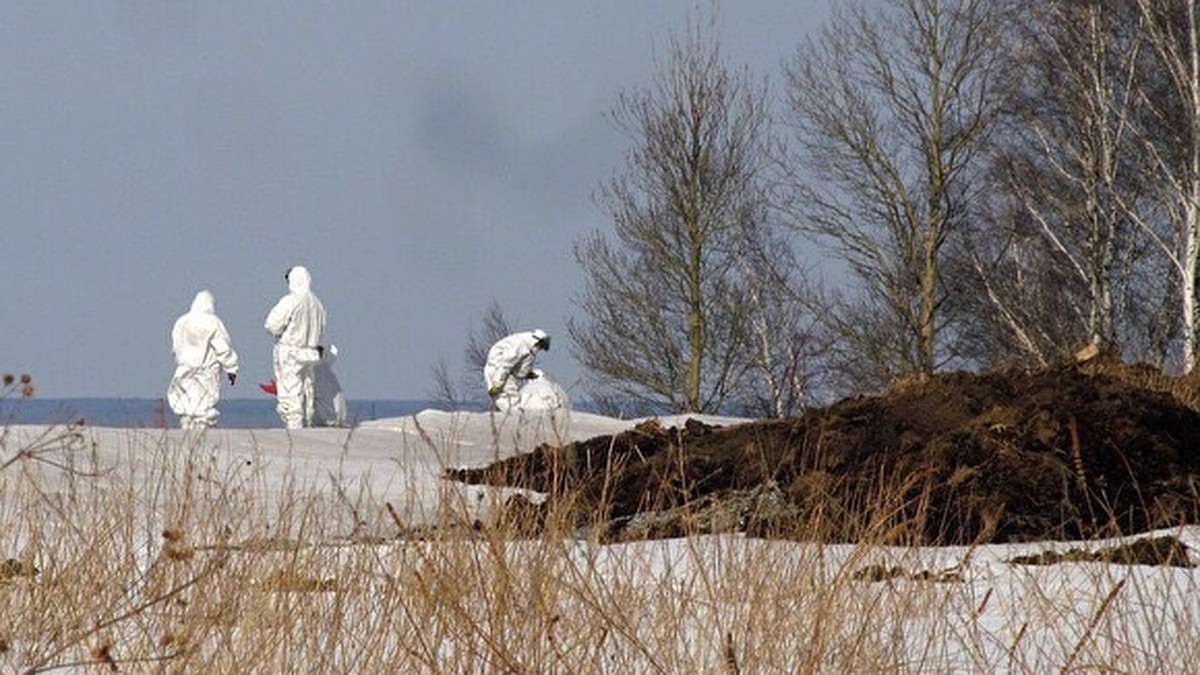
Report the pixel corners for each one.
[484,329,550,412]
[168,290,239,429]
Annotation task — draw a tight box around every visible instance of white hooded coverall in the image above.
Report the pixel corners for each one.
[484,330,546,411]
[265,266,326,428]
[168,290,239,429]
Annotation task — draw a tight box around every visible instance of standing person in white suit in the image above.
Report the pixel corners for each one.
[484,329,550,411]
[167,290,239,429]
[265,266,326,429]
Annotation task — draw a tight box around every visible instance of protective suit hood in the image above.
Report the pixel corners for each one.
[287,266,313,294]
[190,290,216,314]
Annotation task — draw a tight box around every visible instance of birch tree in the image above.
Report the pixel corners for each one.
[732,212,829,416]
[570,22,776,414]
[1132,0,1200,373]
[780,0,1007,386]
[961,0,1153,367]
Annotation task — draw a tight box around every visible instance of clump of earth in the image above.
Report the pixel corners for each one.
[448,357,1200,545]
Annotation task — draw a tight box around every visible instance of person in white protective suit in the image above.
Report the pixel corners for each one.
[484,329,551,411]
[517,369,570,410]
[265,266,327,429]
[167,290,239,429]
[312,344,347,427]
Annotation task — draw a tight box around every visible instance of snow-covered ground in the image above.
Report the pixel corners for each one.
[2,408,1199,672]
[5,408,744,524]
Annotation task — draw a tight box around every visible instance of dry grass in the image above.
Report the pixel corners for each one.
[0,420,1198,673]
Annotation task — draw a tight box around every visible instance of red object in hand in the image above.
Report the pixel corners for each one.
[259,380,278,395]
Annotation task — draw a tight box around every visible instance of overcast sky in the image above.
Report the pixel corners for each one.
[1,1,836,400]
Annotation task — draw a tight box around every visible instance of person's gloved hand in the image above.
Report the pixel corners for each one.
[488,385,502,397]
[227,372,237,386]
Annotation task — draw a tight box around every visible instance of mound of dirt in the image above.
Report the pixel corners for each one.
[448,364,1200,545]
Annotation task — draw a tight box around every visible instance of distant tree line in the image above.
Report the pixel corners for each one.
[564,0,1200,417]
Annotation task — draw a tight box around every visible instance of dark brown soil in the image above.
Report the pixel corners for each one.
[448,362,1200,545]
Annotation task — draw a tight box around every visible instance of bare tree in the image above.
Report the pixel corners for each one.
[780,0,1008,387]
[570,18,778,414]
[430,299,513,409]
[732,205,831,416]
[1129,0,1200,373]
[959,0,1155,368]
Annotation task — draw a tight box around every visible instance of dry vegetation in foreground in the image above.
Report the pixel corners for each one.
[0,418,1198,673]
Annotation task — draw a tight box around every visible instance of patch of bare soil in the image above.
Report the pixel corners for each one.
[1005,536,1194,568]
[448,362,1200,545]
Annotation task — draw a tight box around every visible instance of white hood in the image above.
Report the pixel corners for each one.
[287,266,312,294]
[190,290,215,314]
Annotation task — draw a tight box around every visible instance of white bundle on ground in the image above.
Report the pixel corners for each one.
[517,369,569,411]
